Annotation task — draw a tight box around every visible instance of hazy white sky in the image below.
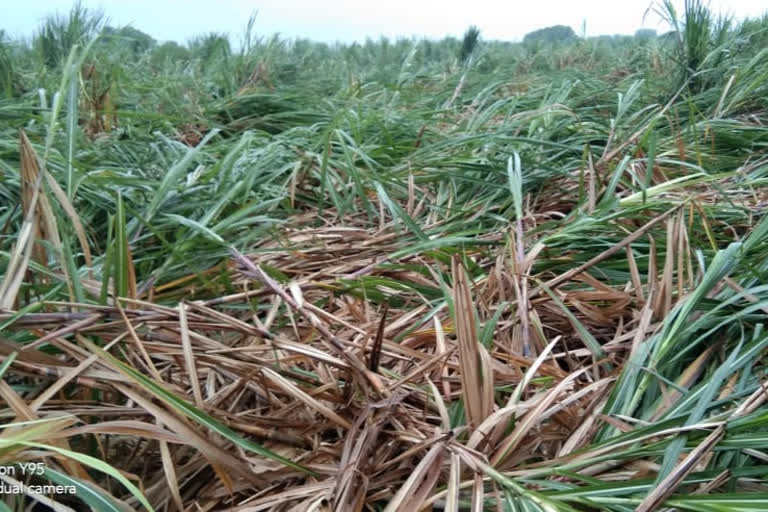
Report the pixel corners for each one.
[3,0,767,44]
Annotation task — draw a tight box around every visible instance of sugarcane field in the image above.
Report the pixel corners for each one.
[1,1,768,510]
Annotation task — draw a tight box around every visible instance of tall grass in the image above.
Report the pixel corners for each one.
[0,31,18,98]
[655,0,735,92]
[35,1,104,69]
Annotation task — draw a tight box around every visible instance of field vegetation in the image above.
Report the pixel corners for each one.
[2,0,768,510]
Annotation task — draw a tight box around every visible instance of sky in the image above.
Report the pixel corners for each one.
[3,0,768,45]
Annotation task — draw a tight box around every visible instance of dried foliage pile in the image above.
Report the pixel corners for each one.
[4,189,768,510]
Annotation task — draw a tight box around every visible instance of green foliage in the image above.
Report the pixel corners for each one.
[150,40,190,65]
[101,25,156,56]
[735,13,768,53]
[189,31,231,64]
[460,25,481,62]
[655,0,734,92]
[35,0,104,68]
[0,31,18,98]
[523,24,578,45]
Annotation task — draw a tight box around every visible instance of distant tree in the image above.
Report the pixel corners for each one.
[635,28,658,39]
[658,30,679,43]
[459,26,481,62]
[523,25,577,45]
[151,41,190,65]
[103,25,156,56]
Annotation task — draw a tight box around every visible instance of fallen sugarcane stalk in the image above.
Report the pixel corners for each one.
[230,248,390,398]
